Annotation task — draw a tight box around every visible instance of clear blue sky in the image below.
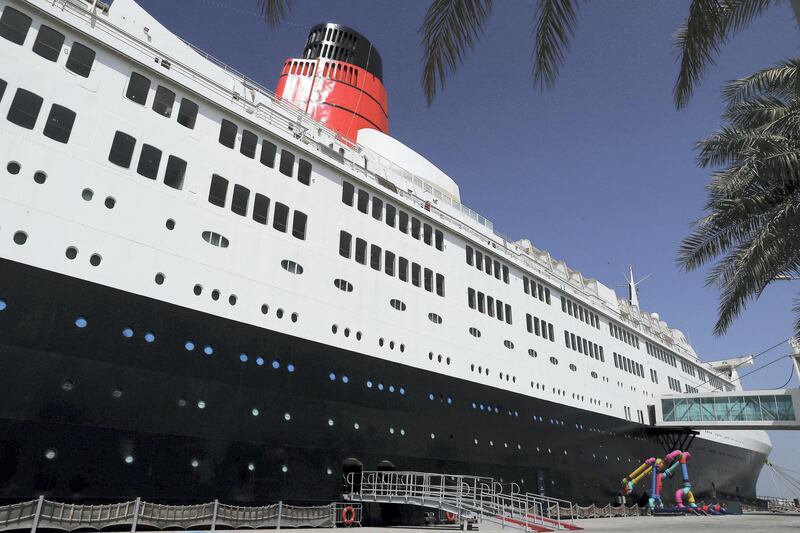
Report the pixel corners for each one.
[137,0,800,498]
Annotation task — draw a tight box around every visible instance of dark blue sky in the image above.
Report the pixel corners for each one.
[137,0,799,496]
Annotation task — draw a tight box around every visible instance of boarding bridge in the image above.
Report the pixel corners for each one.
[651,388,800,430]
[343,470,581,532]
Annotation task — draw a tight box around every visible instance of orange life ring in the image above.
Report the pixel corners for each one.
[445,511,457,523]
[342,505,356,527]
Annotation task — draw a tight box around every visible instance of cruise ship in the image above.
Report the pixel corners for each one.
[0,0,771,511]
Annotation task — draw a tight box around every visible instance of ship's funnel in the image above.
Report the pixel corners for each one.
[274,23,388,142]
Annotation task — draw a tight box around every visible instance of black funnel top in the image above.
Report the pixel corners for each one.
[302,23,383,81]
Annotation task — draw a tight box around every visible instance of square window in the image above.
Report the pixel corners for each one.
[108,131,136,168]
[42,104,75,144]
[66,42,95,77]
[0,7,32,45]
[126,72,151,105]
[137,144,162,180]
[177,98,198,129]
[163,155,187,190]
[152,86,176,117]
[32,25,64,62]
[7,88,43,129]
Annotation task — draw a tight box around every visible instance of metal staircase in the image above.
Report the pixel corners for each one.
[343,471,582,532]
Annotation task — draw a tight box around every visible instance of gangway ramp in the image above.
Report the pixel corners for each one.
[651,389,800,430]
[343,470,581,531]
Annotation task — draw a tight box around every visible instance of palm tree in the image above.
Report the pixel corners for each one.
[677,59,800,335]
[258,0,798,106]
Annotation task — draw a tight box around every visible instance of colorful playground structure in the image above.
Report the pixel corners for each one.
[620,450,730,515]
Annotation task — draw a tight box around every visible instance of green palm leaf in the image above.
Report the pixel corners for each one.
[532,0,581,91]
[257,0,294,28]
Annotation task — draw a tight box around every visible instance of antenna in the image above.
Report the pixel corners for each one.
[627,265,651,308]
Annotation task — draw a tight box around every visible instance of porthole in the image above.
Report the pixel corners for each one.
[65,246,78,260]
[328,418,334,426]
[33,171,46,184]
[281,465,288,473]
[276,308,284,319]
[202,231,229,248]
[591,371,598,379]
[104,196,116,209]
[353,422,360,430]
[111,388,123,399]
[280,259,303,274]
[81,188,94,201]
[203,345,214,356]
[569,364,577,371]
[122,327,134,338]
[144,332,155,343]
[178,398,187,407]
[7,161,21,175]
[389,299,406,311]
[197,400,206,409]
[256,357,264,366]
[248,462,255,471]
[469,327,481,338]
[291,312,298,323]
[185,341,195,351]
[504,340,514,349]
[89,254,102,266]
[334,278,353,292]
[272,360,281,369]
[13,231,27,245]
[61,379,74,391]
[332,324,338,334]
[155,272,165,285]
[229,294,237,305]
[251,408,260,416]
[427,312,443,324]
[379,338,384,347]
[165,219,176,230]
[191,459,200,468]
[446,357,451,365]
[284,413,291,421]
[400,344,405,352]
[528,349,537,358]
[550,357,558,365]
[45,449,57,460]
[211,289,220,301]
[74,317,87,328]
[344,328,350,337]
[389,341,395,349]
[261,304,269,315]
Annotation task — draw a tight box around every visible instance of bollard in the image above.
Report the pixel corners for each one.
[30,495,44,533]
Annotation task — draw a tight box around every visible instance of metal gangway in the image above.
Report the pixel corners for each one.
[343,471,581,532]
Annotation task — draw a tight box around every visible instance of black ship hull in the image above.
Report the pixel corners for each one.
[0,258,766,510]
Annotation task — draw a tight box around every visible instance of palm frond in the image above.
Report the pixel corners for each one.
[257,0,294,28]
[673,0,780,109]
[722,59,800,106]
[532,0,581,91]
[420,0,493,106]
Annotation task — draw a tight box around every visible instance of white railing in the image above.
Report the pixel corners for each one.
[344,470,576,531]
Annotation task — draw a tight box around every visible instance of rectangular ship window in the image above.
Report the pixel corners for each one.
[42,104,75,144]
[279,149,295,177]
[163,156,187,190]
[424,268,433,292]
[177,98,198,129]
[385,204,396,227]
[272,202,289,232]
[423,224,432,245]
[137,144,162,180]
[66,42,95,77]
[208,174,229,207]
[240,129,257,159]
[339,231,352,258]
[298,159,312,185]
[372,197,383,221]
[260,140,276,167]
[436,273,445,297]
[108,131,136,168]
[468,288,476,309]
[411,263,421,287]
[0,7,32,45]
[411,217,421,240]
[152,86,176,118]
[292,211,307,240]
[253,193,270,225]
[357,189,369,213]
[231,184,250,216]
[218,119,237,148]
[385,250,395,276]
[126,72,151,105]
[6,88,42,129]
[370,244,382,271]
[32,25,64,62]
[398,257,408,281]
[435,229,444,251]
[342,181,355,206]
[398,211,409,233]
[355,238,367,265]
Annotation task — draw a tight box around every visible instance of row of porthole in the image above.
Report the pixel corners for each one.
[469,364,490,376]
[428,392,453,405]
[471,402,501,414]
[333,280,442,326]
[64,246,102,266]
[497,371,517,383]
[7,161,48,185]
[194,283,238,306]
[378,337,405,352]
[472,439,523,450]
[366,380,405,395]
[81,186,116,209]
[428,351,451,365]
[120,326,156,342]
[42,447,290,472]
[331,324,362,340]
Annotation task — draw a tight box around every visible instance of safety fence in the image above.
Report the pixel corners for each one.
[0,497,349,531]
[571,503,643,519]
